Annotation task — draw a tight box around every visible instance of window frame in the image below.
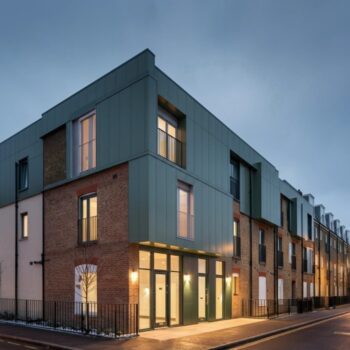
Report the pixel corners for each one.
[229,158,240,201]
[177,181,194,240]
[74,110,96,175]
[78,193,98,244]
[18,157,29,191]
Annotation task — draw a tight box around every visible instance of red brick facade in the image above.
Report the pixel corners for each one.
[44,163,138,305]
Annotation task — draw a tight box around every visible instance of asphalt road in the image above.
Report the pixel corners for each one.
[234,312,350,350]
[0,338,44,349]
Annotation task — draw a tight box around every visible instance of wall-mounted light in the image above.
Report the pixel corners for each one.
[226,276,232,285]
[131,270,138,283]
[184,273,191,283]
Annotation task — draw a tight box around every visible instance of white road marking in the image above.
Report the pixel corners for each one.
[233,312,350,349]
[334,331,350,336]
[7,341,20,346]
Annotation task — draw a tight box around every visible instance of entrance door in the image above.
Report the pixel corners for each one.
[155,272,167,327]
[198,276,206,321]
[216,277,223,319]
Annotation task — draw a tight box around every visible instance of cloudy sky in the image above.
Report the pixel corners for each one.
[1,0,349,226]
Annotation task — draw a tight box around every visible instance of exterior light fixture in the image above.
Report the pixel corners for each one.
[184,273,191,283]
[131,270,138,283]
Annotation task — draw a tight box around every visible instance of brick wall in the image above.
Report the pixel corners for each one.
[44,163,138,305]
[43,126,67,186]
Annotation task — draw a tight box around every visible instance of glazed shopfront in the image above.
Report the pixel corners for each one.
[138,248,232,330]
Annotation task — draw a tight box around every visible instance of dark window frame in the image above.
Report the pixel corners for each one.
[230,158,240,201]
[78,193,98,244]
[18,158,29,191]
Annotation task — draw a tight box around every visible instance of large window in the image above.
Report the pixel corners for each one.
[303,247,313,274]
[233,220,241,257]
[157,107,183,167]
[215,261,224,320]
[79,194,97,243]
[177,181,194,240]
[74,111,96,174]
[18,158,29,191]
[277,237,283,267]
[230,158,240,200]
[74,264,97,315]
[278,278,284,305]
[139,251,151,330]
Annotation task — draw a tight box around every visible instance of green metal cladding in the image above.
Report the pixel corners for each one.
[0,49,316,256]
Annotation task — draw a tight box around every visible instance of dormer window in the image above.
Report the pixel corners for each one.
[18,158,29,191]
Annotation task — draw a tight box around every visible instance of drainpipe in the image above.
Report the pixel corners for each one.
[14,162,18,319]
[42,189,45,316]
[249,168,253,316]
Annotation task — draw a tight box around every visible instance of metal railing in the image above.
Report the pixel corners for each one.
[157,129,185,167]
[0,298,138,338]
[242,296,350,318]
[259,244,266,264]
[233,236,241,258]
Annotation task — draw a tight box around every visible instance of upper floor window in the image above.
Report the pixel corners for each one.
[74,111,96,174]
[18,158,29,191]
[20,213,29,239]
[177,181,194,240]
[233,219,240,257]
[230,158,240,200]
[79,194,97,243]
[157,105,185,168]
[259,229,266,264]
[307,214,312,240]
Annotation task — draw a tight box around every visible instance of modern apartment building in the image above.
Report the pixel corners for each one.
[0,49,349,331]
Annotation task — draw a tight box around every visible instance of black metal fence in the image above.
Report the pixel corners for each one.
[0,298,138,338]
[242,296,350,318]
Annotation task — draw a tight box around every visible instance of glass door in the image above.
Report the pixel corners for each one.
[198,276,206,321]
[155,272,167,327]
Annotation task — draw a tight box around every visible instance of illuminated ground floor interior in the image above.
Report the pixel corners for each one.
[137,247,232,330]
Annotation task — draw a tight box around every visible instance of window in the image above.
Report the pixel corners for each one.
[177,181,194,240]
[230,158,240,200]
[258,276,266,305]
[20,213,28,239]
[74,111,96,174]
[157,107,183,167]
[233,273,239,295]
[259,229,266,264]
[307,214,312,240]
[310,283,314,298]
[303,281,308,298]
[79,194,97,243]
[287,201,293,232]
[18,158,29,191]
[74,264,97,315]
[277,237,283,268]
[154,253,167,270]
[303,247,313,274]
[288,243,292,264]
[314,226,318,240]
[278,279,284,305]
[198,259,206,274]
[233,220,240,257]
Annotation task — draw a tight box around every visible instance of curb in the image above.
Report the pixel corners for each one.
[0,333,80,350]
[210,310,350,350]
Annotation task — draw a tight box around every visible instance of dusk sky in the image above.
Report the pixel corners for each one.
[1,0,349,227]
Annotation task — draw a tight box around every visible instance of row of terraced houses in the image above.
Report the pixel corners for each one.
[0,50,349,334]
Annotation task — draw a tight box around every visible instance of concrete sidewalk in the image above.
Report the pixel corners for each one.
[0,305,349,350]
